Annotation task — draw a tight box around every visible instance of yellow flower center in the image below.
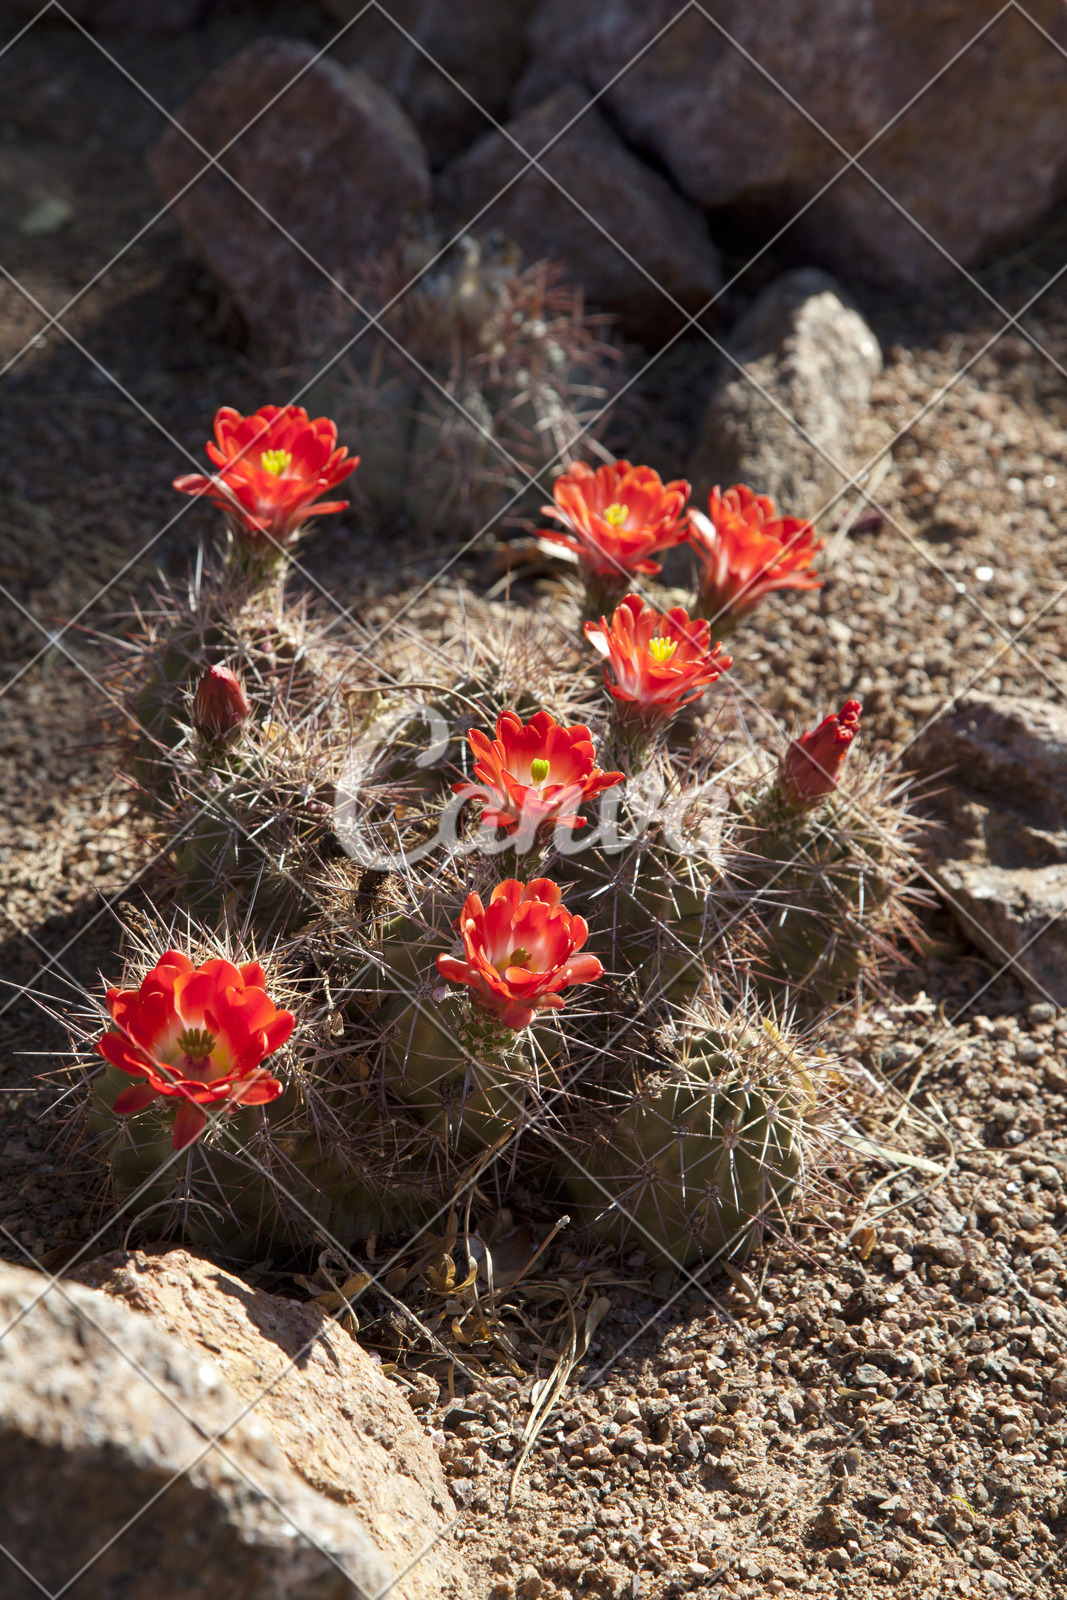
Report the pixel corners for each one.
[261,448,292,477]
[176,1026,216,1062]
[604,502,628,526]
[506,947,530,969]
[529,757,550,785]
[649,636,678,663]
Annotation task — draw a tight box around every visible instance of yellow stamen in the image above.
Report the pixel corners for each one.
[604,502,628,526]
[506,947,531,969]
[261,448,292,477]
[176,1025,215,1060]
[529,757,550,785]
[649,636,678,663]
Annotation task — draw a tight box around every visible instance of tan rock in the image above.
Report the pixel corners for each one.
[69,1248,468,1600]
[149,38,430,349]
[912,693,1067,1001]
[691,267,881,519]
[0,1258,397,1600]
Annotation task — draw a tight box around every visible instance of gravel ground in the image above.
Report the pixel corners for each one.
[1,10,1066,1600]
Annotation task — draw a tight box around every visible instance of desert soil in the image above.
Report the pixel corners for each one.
[1,8,1066,1600]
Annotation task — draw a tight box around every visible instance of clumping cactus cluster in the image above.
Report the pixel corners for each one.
[76,377,921,1284]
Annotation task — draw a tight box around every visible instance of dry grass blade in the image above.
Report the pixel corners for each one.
[508,1292,611,1505]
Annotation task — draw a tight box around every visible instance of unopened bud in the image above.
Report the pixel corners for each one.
[779,700,861,808]
[193,664,250,744]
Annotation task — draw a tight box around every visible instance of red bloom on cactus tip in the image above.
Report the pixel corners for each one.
[779,700,863,808]
[95,950,294,1149]
[455,709,624,841]
[584,593,732,728]
[193,664,251,743]
[540,459,690,578]
[173,404,358,548]
[436,878,603,1031]
[688,483,823,627]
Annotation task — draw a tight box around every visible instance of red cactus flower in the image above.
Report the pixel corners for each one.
[192,664,251,744]
[584,593,732,731]
[95,950,294,1149]
[779,701,863,808]
[540,459,690,579]
[688,484,823,629]
[455,710,624,842]
[436,877,603,1031]
[173,405,358,548]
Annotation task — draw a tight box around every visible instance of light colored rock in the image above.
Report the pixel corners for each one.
[935,860,1067,1005]
[912,693,1067,1002]
[691,268,881,518]
[0,1257,398,1600]
[149,38,431,348]
[69,1248,467,1600]
[321,0,538,167]
[435,81,721,342]
[518,0,1067,291]
[912,693,1067,845]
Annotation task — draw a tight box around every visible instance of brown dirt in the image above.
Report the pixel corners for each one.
[1,8,1066,1600]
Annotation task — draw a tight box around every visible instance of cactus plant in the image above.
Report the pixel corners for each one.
[558,1013,816,1268]
[311,231,619,538]
[734,704,920,1008]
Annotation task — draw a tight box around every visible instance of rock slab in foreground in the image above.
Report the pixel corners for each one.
[519,0,1067,291]
[691,268,881,519]
[912,693,1067,1004]
[149,37,431,347]
[70,1248,467,1600]
[0,1258,396,1600]
[435,81,722,342]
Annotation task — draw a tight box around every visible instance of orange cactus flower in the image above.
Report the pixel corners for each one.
[688,484,823,629]
[455,710,624,843]
[584,593,732,731]
[779,700,862,809]
[436,877,604,1031]
[192,664,251,744]
[173,405,358,548]
[540,460,690,580]
[95,950,294,1149]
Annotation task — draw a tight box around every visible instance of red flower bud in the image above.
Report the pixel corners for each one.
[779,701,862,808]
[193,665,251,744]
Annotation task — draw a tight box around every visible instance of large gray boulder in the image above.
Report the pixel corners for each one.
[912,693,1067,1004]
[149,38,431,348]
[435,81,721,342]
[0,1258,403,1600]
[320,0,538,167]
[518,0,1067,291]
[691,268,881,519]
